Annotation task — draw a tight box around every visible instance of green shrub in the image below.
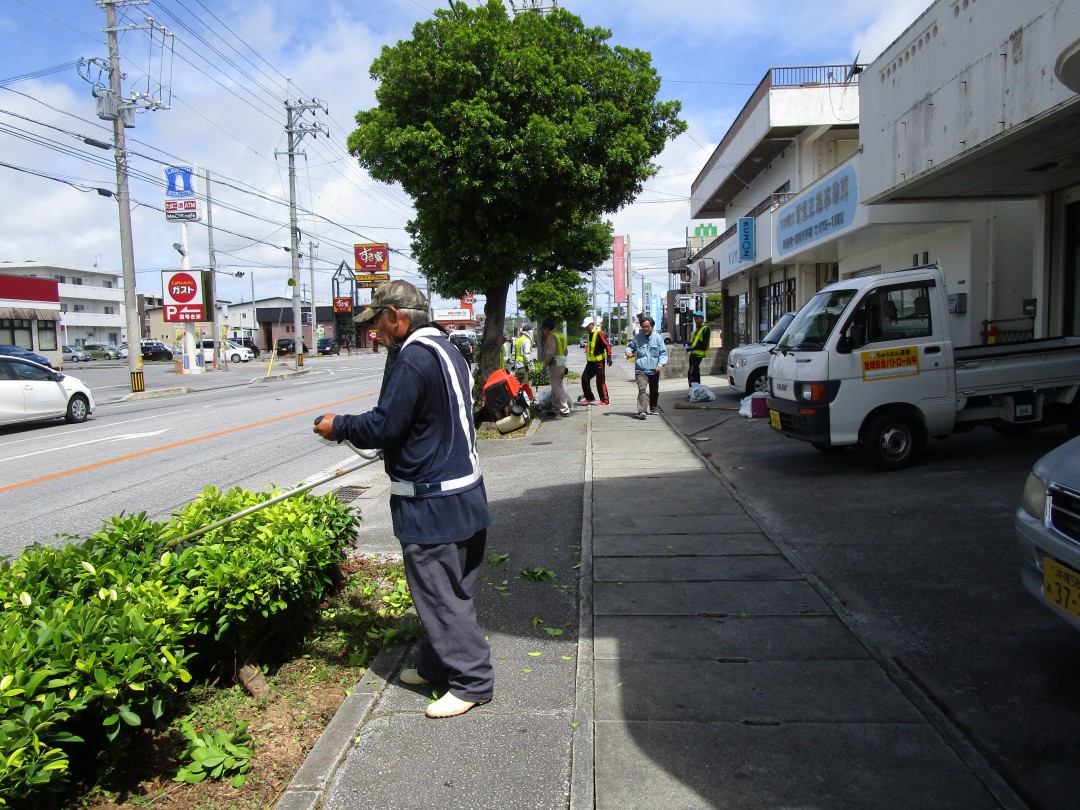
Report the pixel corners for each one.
[0,487,358,806]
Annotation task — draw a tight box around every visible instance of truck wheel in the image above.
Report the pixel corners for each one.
[747,369,768,395]
[861,412,918,470]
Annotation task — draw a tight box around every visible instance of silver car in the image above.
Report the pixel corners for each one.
[1016,434,1080,631]
[62,344,91,363]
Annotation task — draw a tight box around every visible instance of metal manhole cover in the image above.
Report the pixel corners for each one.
[334,485,370,503]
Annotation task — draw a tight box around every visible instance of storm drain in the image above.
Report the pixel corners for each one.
[334,485,370,503]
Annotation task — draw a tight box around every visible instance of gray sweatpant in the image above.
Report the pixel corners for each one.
[401,529,494,702]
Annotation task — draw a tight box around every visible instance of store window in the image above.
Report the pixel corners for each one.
[770,278,796,323]
[37,320,58,351]
[0,318,32,349]
[735,292,750,345]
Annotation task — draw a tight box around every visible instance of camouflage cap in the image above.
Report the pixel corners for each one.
[355,280,429,323]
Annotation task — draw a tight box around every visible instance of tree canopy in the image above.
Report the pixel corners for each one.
[347,0,686,378]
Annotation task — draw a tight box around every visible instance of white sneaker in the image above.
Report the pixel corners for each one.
[650,409,660,415]
[637,412,647,420]
[399,668,431,685]
[425,692,488,718]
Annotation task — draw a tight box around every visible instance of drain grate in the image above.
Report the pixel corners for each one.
[334,485,370,503]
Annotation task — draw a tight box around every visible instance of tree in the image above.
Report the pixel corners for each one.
[518,266,589,329]
[347,0,686,380]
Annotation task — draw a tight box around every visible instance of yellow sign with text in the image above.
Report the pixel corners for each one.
[860,346,920,381]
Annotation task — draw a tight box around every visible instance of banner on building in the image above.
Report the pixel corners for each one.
[613,236,626,301]
[738,218,755,261]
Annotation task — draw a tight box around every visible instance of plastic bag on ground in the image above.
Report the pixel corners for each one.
[688,383,715,403]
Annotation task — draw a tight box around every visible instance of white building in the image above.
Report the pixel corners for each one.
[690,0,1080,348]
[0,262,126,347]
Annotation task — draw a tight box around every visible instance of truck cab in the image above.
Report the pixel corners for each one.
[767,265,955,469]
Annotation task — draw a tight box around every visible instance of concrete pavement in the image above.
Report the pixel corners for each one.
[276,359,1022,809]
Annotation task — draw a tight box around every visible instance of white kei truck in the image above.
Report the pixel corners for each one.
[766,264,1080,470]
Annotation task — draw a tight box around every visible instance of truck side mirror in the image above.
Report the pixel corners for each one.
[836,336,852,354]
[850,322,866,346]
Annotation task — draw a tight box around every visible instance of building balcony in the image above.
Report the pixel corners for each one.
[691,65,863,219]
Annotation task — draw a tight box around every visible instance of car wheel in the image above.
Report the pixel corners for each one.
[69,356,79,362]
[229,352,240,363]
[65,394,90,423]
[747,369,768,395]
[861,411,919,471]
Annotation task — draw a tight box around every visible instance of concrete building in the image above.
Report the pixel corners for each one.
[0,273,61,365]
[0,262,125,348]
[689,0,1080,349]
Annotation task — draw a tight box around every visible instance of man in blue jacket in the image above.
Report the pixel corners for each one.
[313,280,493,718]
[626,315,668,419]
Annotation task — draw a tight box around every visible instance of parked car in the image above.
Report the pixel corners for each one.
[656,331,674,345]
[725,312,796,395]
[62,345,91,363]
[232,337,261,358]
[1016,434,1080,632]
[449,333,477,364]
[141,341,174,361]
[316,338,340,356]
[275,338,307,355]
[0,356,94,425]
[196,340,252,363]
[83,343,122,360]
[579,334,588,348]
[116,343,129,358]
[0,344,54,368]
[224,340,254,363]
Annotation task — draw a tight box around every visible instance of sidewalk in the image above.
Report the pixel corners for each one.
[277,361,1020,809]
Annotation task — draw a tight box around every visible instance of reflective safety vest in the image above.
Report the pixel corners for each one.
[690,324,710,357]
[513,334,531,364]
[553,331,567,357]
[586,330,606,362]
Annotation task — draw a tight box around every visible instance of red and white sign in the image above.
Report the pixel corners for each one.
[165,199,200,221]
[333,297,352,313]
[165,304,205,321]
[162,270,207,322]
[354,243,389,272]
[367,330,378,341]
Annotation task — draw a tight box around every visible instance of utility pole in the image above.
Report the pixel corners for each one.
[96,0,170,391]
[279,87,327,366]
[204,169,220,368]
[308,240,319,355]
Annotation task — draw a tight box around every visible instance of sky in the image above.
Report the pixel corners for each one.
[0,0,929,316]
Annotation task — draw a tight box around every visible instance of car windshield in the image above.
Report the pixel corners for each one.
[762,312,796,344]
[776,289,857,351]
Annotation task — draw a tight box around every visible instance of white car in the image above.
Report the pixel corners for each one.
[725,312,796,394]
[0,355,94,426]
[224,340,254,363]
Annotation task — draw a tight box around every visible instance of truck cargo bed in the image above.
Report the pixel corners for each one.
[954,337,1080,396]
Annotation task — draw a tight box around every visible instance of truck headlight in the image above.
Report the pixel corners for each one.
[795,382,828,402]
[1020,472,1048,520]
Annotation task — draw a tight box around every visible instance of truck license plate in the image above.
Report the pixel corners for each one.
[1043,557,1080,621]
[769,409,782,430]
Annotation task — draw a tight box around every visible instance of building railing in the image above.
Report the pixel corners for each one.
[692,65,865,191]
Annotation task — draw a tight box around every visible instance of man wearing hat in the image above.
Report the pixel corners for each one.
[313,280,494,718]
[540,319,570,416]
[687,309,711,388]
[579,316,613,406]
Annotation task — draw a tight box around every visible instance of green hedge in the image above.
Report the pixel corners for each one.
[0,487,357,806]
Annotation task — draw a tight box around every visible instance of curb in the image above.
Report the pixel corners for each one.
[274,639,411,810]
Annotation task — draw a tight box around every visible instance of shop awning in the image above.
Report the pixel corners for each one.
[0,307,62,321]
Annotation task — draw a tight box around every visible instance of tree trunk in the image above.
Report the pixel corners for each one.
[478,282,510,386]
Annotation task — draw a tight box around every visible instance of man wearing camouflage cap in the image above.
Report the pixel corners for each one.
[313,280,494,718]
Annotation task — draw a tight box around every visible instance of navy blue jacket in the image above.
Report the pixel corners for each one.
[332,327,489,544]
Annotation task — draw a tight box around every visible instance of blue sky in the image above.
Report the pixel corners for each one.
[0,0,927,312]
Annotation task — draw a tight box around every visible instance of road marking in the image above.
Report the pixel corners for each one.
[0,392,376,494]
[0,430,171,463]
